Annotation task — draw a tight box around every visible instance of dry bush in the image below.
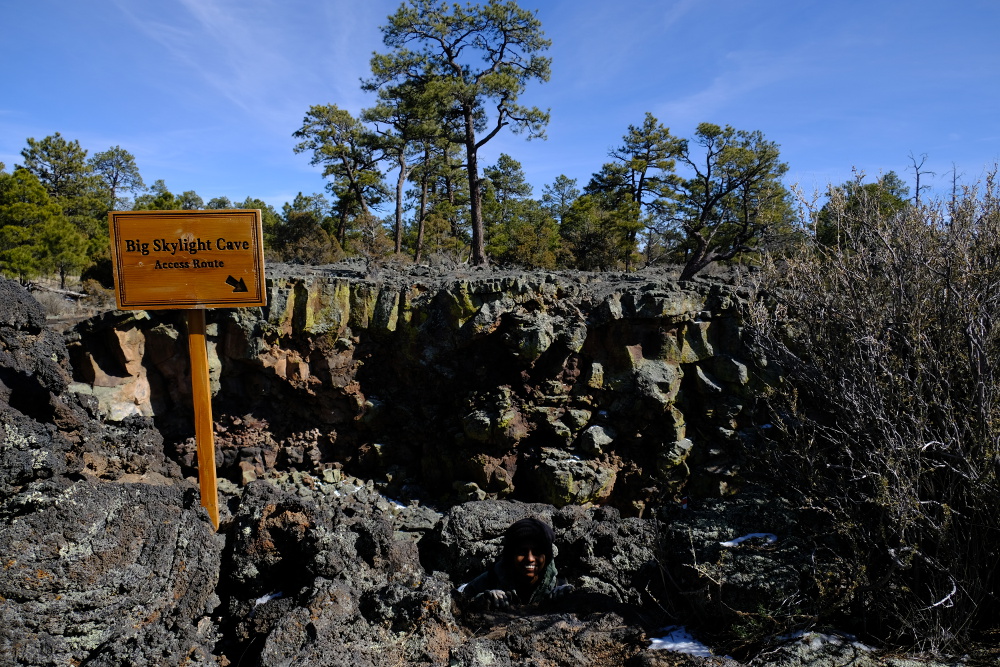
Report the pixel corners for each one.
[31,289,77,318]
[348,213,394,259]
[743,170,1000,653]
[81,278,116,310]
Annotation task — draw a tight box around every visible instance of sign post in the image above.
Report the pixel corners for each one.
[186,308,219,527]
[109,209,266,530]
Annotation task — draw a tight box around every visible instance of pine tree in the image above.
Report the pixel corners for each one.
[369,0,551,265]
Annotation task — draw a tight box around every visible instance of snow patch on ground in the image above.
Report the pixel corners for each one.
[719,532,777,547]
[648,626,716,657]
[254,592,283,606]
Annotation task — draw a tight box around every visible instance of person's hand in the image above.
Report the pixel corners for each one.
[479,589,509,610]
[552,584,575,597]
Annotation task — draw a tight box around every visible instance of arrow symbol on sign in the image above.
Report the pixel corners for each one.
[226,276,248,293]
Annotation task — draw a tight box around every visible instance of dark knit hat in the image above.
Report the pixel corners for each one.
[501,517,555,563]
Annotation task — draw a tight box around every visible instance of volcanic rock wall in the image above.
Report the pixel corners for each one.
[67,266,770,514]
[5,271,917,666]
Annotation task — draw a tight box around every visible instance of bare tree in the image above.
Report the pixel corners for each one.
[908,151,936,206]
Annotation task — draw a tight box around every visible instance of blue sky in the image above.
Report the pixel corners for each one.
[2,0,998,212]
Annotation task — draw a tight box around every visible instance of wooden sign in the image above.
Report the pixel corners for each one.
[108,209,266,310]
[107,208,268,531]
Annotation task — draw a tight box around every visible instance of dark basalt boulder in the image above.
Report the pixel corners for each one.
[0,480,222,666]
[427,499,664,612]
[217,479,458,666]
[1,277,222,666]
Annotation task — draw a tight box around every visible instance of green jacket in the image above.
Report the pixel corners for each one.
[461,559,559,605]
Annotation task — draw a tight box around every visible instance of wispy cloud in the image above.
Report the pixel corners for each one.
[111,0,290,117]
[548,0,694,92]
[109,0,384,125]
[655,50,795,127]
[659,0,699,31]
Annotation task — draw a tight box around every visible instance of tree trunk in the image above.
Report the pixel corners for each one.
[337,210,348,246]
[342,156,371,219]
[463,109,487,266]
[394,152,407,254]
[415,158,429,264]
[444,155,459,239]
[679,249,711,281]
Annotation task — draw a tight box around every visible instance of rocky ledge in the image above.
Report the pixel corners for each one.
[0,270,973,666]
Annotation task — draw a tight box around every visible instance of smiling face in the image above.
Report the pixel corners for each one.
[511,541,547,587]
